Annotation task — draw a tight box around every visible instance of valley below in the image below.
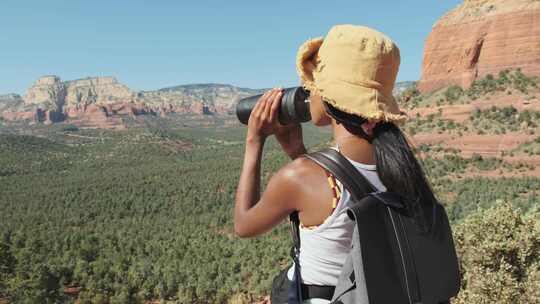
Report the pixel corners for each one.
[0,80,539,302]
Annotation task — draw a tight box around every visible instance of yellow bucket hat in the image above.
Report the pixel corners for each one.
[296,24,408,124]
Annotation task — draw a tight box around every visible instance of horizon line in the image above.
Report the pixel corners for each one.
[1,74,417,96]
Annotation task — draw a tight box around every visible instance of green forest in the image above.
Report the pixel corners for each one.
[0,114,538,303]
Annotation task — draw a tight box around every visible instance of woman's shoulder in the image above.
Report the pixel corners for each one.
[274,155,340,225]
[276,156,325,181]
[270,156,329,200]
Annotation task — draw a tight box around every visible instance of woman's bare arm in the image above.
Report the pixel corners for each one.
[234,141,301,237]
[234,88,307,237]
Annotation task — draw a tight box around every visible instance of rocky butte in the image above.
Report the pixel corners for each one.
[0,76,263,128]
[418,0,540,92]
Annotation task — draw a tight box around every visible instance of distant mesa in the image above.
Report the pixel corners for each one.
[418,0,540,92]
[0,75,264,128]
[393,81,416,96]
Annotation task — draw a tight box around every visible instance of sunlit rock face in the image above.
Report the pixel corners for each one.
[64,76,135,108]
[2,76,265,127]
[24,75,66,110]
[418,0,540,92]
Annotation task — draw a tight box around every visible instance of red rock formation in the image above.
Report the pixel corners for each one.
[2,75,259,127]
[213,104,233,115]
[418,0,540,92]
[2,110,39,122]
[67,104,125,130]
[190,102,205,114]
[109,103,136,116]
[42,110,65,124]
[3,76,254,127]
[3,98,224,127]
[65,106,80,118]
[64,102,160,129]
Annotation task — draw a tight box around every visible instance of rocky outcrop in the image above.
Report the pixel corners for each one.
[2,108,65,124]
[418,0,540,92]
[1,76,264,128]
[2,109,44,123]
[24,75,136,109]
[64,76,135,108]
[0,94,24,113]
[393,81,416,97]
[67,104,125,130]
[24,76,66,110]
[138,83,263,115]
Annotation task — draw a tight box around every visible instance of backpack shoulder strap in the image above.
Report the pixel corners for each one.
[303,148,377,200]
[288,210,303,302]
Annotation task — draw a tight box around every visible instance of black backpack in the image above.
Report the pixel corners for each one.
[286,148,461,304]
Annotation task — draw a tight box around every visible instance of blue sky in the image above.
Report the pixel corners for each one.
[0,1,462,94]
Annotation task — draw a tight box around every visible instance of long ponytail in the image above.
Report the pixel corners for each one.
[371,122,437,232]
[324,101,437,231]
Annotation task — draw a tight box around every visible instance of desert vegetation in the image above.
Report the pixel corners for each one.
[452,203,540,304]
[401,69,539,109]
[512,137,540,156]
[468,106,540,135]
[405,111,467,135]
[0,113,538,303]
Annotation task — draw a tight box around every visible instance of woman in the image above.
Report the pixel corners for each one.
[234,25,437,303]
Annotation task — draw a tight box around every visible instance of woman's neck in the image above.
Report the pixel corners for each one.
[332,120,376,165]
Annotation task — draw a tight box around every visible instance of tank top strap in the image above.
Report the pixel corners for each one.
[324,170,341,210]
[300,168,342,230]
[331,143,341,152]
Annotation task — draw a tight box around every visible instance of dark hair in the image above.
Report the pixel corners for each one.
[324,102,437,232]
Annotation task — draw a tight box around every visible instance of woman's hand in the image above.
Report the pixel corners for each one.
[246,88,283,143]
[246,88,306,159]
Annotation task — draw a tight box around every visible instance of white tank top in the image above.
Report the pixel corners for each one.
[288,146,387,286]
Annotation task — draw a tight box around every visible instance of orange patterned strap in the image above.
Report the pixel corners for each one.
[300,170,342,230]
[325,170,341,211]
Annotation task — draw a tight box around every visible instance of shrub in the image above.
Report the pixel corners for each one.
[513,69,537,94]
[498,69,510,85]
[445,85,464,102]
[471,153,483,162]
[452,202,540,303]
[400,84,420,101]
[418,144,431,153]
[62,125,79,132]
[466,69,538,97]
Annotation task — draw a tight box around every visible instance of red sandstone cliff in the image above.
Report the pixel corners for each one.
[1,77,261,128]
[418,0,540,92]
[66,104,125,130]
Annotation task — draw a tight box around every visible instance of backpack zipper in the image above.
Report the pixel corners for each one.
[387,207,413,304]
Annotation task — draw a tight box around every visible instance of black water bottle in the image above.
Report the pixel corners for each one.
[236,87,311,125]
